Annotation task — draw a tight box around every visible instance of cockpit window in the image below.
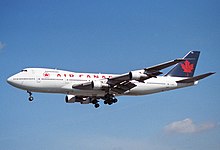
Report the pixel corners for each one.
[21,69,27,72]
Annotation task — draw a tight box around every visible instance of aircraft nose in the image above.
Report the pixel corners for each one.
[7,76,14,85]
[7,74,26,89]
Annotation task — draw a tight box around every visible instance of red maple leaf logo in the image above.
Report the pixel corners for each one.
[181,60,194,76]
[43,73,50,77]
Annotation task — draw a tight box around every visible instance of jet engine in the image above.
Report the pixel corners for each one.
[129,71,149,81]
[65,95,80,103]
[92,81,109,90]
[65,95,91,104]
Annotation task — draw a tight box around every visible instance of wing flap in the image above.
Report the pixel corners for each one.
[111,88,126,94]
[116,82,136,90]
[111,82,136,94]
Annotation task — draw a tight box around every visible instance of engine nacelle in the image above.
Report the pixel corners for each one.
[129,71,148,81]
[65,95,91,104]
[65,95,78,103]
[92,80,109,90]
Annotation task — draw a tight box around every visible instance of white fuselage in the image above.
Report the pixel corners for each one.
[7,68,196,97]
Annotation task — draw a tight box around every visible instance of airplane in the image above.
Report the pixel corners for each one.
[7,51,215,108]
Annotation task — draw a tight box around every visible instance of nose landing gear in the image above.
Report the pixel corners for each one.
[27,91,34,101]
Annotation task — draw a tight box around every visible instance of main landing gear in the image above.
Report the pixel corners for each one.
[103,93,118,105]
[27,91,34,101]
[91,94,118,108]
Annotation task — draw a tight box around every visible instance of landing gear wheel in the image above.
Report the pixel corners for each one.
[113,98,118,103]
[104,101,108,105]
[108,102,113,105]
[29,96,34,101]
[94,103,100,108]
[103,95,118,105]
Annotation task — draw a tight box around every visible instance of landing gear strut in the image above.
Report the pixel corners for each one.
[27,91,34,101]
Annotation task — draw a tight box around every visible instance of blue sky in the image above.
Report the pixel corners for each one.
[0,0,220,149]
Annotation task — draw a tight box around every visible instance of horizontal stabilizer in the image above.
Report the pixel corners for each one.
[176,72,215,83]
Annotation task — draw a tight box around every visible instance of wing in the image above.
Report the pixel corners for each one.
[72,58,185,94]
[108,58,185,84]
[106,58,185,93]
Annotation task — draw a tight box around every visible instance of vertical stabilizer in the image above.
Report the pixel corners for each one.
[166,51,200,77]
